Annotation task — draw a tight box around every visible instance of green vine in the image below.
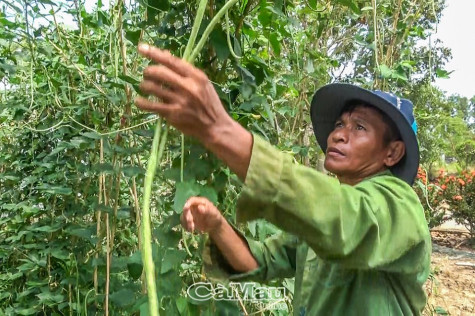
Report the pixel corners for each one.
[139,1,240,314]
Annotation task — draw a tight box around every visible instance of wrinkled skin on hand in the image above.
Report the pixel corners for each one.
[135,44,233,145]
[134,43,253,181]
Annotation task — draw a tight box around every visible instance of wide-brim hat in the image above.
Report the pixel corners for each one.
[310,83,419,185]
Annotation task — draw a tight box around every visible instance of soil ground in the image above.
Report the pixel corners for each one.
[424,230,475,316]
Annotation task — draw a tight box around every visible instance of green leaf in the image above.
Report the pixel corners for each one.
[268,33,281,55]
[134,128,155,138]
[304,59,315,74]
[336,0,361,14]
[140,301,149,316]
[94,203,114,214]
[434,306,449,315]
[160,249,187,274]
[258,9,272,27]
[210,29,230,61]
[81,132,102,139]
[36,185,72,195]
[127,251,143,280]
[308,0,318,9]
[93,163,116,174]
[173,182,201,213]
[214,300,241,314]
[239,101,256,111]
[199,186,218,205]
[32,225,61,233]
[436,68,452,79]
[236,65,256,85]
[378,64,392,78]
[176,297,188,315]
[66,225,97,244]
[262,98,276,129]
[122,165,145,177]
[14,307,38,315]
[49,248,70,260]
[37,291,65,305]
[125,29,142,45]
[0,292,11,301]
[117,207,131,219]
[392,70,408,81]
[118,74,140,85]
[239,83,254,100]
[39,0,57,6]
[150,0,170,11]
[154,218,181,247]
[157,270,182,296]
[109,289,136,307]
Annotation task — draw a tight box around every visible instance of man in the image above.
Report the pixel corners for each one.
[135,44,431,315]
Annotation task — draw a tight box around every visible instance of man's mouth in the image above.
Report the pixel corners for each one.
[326,147,345,157]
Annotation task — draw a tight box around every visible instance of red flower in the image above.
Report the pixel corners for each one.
[453,195,463,201]
[458,179,466,186]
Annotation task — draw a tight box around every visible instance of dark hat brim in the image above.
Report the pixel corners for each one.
[310,83,419,185]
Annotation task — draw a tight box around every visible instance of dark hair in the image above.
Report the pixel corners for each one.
[339,100,402,146]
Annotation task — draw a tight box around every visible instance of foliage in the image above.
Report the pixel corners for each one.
[408,83,475,173]
[0,0,467,314]
[415,167,475,236]
[437,170,475,238]
[414,167,447,228]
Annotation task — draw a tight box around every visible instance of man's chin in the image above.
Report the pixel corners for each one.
[323,160,338,174]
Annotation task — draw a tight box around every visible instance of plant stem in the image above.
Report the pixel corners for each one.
[226,11,241,59]
[183,0,209,61]
[189,0,240,63]
[141,119,162,316]
[140,1,243,315]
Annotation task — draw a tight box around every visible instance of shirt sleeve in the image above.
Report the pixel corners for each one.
[202,224,298,283]
[236,134,431,273]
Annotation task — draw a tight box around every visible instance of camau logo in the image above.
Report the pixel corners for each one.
[187,282,287,302]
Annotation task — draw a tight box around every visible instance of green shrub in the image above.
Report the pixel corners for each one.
[414,167,475,238]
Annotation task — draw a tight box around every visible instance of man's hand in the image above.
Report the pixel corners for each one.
[134,43,253,181]
[135,44,232,145]
[180,196,258,272]
[181,197,224,234]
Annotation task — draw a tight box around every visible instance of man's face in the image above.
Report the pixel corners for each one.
[324,106,396,184]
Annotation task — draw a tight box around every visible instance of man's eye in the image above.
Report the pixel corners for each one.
[335,121,343,128]
[356,124,366,130]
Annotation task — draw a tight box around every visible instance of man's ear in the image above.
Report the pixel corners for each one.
[384,141,405,167]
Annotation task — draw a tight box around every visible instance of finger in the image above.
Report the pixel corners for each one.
[134,96,178,116]
[139,80,179,103]
[138,44,198,79]
[184,196,208,209]
[198,204,206,215]
[181,207,194,232]
[143,65,191,94]
[186,211,195,232]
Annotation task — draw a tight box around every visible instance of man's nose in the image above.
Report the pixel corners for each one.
[330,127,348,144]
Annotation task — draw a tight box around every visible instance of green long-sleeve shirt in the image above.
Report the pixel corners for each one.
[204,135,431,315]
